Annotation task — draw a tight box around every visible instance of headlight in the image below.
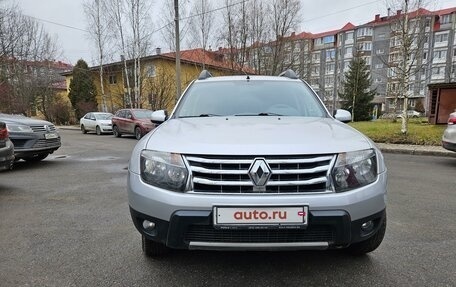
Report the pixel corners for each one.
[331,149,377,192]
[6,124,33,133]
[140,150,189,192]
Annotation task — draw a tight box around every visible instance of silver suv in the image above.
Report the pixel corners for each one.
[128,70,387,256]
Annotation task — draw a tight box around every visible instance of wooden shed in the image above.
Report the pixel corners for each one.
[428,83,456,124]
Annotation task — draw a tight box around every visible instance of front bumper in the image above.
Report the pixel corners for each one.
[9,132,61,158]
[130,207,386,250]
[128,171,387,250]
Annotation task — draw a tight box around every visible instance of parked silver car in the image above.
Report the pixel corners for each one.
[128,70,387,257]
[442,112,456,152]
[80,112,113,135]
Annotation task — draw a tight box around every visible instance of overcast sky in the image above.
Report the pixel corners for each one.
[7,0,456,65]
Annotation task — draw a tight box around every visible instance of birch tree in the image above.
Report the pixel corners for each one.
[84,0,112,112]
[385,0,430,134]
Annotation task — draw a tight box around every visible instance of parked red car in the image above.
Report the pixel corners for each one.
[111,109,155,140]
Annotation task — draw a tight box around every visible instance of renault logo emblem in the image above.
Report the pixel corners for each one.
[248,158,272,187]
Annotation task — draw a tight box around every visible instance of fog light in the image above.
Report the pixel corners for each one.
[142,220,155,231]
[361,220,374,232]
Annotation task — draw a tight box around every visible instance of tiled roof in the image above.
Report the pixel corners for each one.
[162,48,254,74]
[435,7,456,16]
[311,22,355,39]
[367,8,433,26]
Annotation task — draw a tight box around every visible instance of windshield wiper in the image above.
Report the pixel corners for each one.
[179,114,221,118]
[234,112,283,116]
[258,112,282,116]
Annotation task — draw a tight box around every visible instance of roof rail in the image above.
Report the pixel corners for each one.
[198,70,213,80]
[279,69,298,79]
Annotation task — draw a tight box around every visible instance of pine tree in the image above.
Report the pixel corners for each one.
[338,56,375,122]
[68,59,98,119]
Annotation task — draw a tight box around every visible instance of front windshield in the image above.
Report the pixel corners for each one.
[132,110,153,119]
[94,113,113,120]
[175,80,327,118]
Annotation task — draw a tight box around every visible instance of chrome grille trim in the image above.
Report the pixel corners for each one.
[185,154,336,194]
[193,177,328,186]
[30,125,57,132]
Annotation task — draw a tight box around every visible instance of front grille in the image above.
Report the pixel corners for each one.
[33,138,60,148]
[184,225,335,243]
[185,154,335,194]
[30,124,57,132]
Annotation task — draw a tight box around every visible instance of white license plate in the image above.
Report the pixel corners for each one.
[213,206,308,229]
[45,133,58,139]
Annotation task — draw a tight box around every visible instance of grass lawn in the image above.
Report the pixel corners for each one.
[348,118,446,146]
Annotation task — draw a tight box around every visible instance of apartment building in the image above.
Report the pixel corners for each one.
[231,6,456,116]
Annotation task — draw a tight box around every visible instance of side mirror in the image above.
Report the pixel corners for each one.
[333,109,352,123]
[151,110,168,124]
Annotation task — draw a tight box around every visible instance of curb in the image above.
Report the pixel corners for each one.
[375,143,456,158]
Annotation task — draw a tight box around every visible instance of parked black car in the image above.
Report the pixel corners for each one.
[0,114,61,162]
[0,121,14,170]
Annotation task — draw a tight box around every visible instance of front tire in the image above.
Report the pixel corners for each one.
[81,125,87,134]
[346,216,386,255]
[113,125,121,138]
[96,126,102,135]
[135,126,142,140]
[142,235,169,257]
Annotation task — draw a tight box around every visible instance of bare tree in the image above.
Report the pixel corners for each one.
[247,0,271,74]
[269,0,301,75]
[159,0,191,52]
[189,0,214,68]
[84,0,112,112]
[219,0,249,70]
[385,0,430,134]
[105,0,133,107]
[0,3,60,116]
[127,0,153,108]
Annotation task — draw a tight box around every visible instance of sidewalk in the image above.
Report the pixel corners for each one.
[56,126,456,158]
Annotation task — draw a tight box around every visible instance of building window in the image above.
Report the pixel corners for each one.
[325,63,335,74]
[376,33,386,39]
[432,66,445,75]
[433,49,447,60]
[375,63,384,69]
[356,27,373,37]
[440,14,451,24]
[358,42,372,51]
[435,32,449,43]
[312,52,320,62]
[323,35,335,44]
[314,38,323,46]
[326,49,336,60]
[346,32,354,40]
[362,56,371,65]
[376,49,385,55]
[345,46,353,56]
[145,64,156,77]
[108,75,117,84]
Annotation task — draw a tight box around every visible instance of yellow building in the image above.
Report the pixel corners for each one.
[63,48,251,114]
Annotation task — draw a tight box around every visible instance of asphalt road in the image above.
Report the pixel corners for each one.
[0,130,455,287]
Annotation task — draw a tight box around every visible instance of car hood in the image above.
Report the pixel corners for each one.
[0,114,54,126]
[144,117,373,155]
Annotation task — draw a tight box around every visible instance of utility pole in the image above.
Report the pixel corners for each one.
[174,0,182,103]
